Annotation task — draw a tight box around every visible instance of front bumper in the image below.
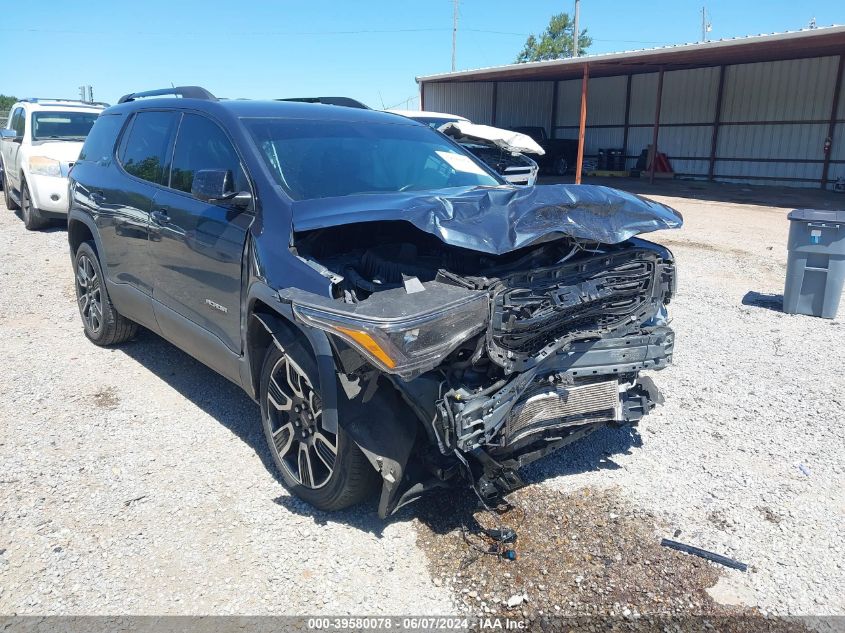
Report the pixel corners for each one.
[27,174,70,216]
[435,326,674,455]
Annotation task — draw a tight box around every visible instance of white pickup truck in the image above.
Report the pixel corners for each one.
[1,99,103,229]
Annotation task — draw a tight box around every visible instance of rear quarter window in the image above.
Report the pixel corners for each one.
[118,111,180,185]
[78,114,125,166]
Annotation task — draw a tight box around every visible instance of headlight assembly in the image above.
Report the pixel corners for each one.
[292,292,489,380]
[29,156,62,177]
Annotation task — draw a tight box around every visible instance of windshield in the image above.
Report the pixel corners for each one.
[243,118,500,201]
[31,111,99,142]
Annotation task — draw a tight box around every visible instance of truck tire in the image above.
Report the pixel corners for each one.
[554,157,569,176]
[20,179,48,230]
[260,339,378,511]
[74,241,138,345]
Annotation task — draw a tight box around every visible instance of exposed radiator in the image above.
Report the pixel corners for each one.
[506,379,619,443]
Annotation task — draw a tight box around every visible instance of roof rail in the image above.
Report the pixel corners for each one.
[20,98,109,107]
[278,97,370,110]
[117,86,217,104]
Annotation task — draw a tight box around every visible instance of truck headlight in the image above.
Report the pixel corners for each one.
[292,293,489,379]
[29,156,62,177]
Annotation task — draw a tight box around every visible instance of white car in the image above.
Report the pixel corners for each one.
[387,109,544,186]
[1,99,104,230]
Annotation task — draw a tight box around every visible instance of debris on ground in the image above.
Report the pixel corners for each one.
[660,539,748,572]
[414,485,809,631]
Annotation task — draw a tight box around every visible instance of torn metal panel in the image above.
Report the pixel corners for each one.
[291,184,683,255]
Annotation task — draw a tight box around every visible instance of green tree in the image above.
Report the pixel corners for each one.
[515,13,592,63]
[0,95,17,111]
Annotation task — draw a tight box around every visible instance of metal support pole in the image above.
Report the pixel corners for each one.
[550,80,560,139]
[821,54,844,190]
[708,65,726,181]
[622,74,632,166]
[575,64,589,184]
[648,67,665,185]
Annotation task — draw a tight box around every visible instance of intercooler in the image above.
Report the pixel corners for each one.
[505,378,619,444]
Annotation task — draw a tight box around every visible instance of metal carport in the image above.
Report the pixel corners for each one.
[417,26,845,189]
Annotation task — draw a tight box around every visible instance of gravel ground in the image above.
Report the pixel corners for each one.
[0,182,843,618]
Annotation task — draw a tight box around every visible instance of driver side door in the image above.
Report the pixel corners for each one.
[148,112,254,375]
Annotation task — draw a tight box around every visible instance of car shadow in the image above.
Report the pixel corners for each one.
[742,290,784,312]
[118,328,282,485]
[118,328,641,537]
[12,210,67,233]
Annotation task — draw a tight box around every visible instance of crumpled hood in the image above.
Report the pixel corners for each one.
[437,121,545,155]
[291,184,683,255]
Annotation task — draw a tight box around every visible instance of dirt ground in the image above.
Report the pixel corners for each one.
[0,178,843,626]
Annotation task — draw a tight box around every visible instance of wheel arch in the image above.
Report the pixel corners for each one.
[245,288,423,517]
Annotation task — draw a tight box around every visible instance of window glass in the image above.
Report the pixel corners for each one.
[119,111,179,184]
[170,113,247,195]
[11,108,24,135]
[242,118,500,201]
[78,114,124,165]
[31,111,98,141]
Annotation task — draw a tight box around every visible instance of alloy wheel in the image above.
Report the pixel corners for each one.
[76,255,103,334]
[266,354,337,489]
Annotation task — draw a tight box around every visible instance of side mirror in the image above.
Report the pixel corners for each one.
[0,129,21,142]
[191,169,252,209]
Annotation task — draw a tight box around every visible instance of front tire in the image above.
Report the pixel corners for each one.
[20,179,48,230]
[74,241,138,345]
[260,339,378,511]
[3,169,19,210]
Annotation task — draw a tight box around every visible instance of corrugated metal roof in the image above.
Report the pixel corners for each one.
[417,25,845,83]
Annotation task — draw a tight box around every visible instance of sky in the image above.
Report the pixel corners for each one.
[3,0,842,109]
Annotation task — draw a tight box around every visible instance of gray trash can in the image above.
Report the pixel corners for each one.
[783,209,845,319]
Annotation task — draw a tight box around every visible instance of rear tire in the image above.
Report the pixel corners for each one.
[260,338,378,511]
[74,241,138,346]
[3,169,19,210]
[21,179,48,230]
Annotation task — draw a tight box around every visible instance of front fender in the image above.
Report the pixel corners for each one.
[248,285,420,517]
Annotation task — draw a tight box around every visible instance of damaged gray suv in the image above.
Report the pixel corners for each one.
[67,87,681,517]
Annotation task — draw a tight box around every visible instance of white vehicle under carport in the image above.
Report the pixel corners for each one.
[388,109,544,186]
[1,99,103,230]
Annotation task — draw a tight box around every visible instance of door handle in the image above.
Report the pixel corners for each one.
[151,209,171,225]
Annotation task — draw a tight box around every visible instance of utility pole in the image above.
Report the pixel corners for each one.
[573,0,581,57]
[451,0,458,72]
[701,6,712,42]
[87,86,94,103]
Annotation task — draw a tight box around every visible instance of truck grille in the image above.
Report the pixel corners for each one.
[506,378,619,443]
[490,249,664,360]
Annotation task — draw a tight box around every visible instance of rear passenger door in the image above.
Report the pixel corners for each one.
[99,110,179,294]
[148,112,253,358]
